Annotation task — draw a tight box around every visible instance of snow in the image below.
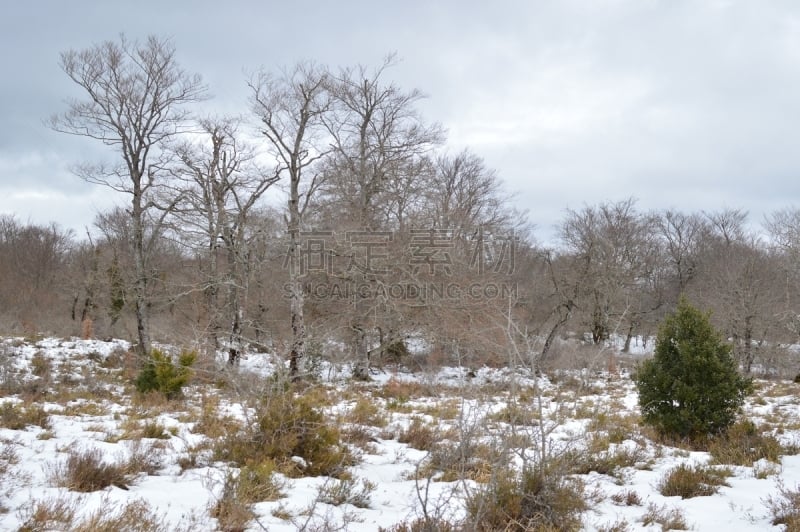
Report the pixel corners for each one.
[0,336,798,530]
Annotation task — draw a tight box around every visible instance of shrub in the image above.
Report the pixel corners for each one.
[416,439,496,483]
[317,476,376,508]
[123,440,164,476]
[639,503,688,530]
[568,443,647,480]
[765,482,800,530]
[135,348,196,400]
[610,490,642,506]
[398,417,439,451]
[379,517,460,532]
[377,378,427,402]
[383,339,410,366]
[0,441,19,477]
[72,498,168,532]
[657,463,729,498]
[30,351,52,379]
[16,495,78,532]
[211,483,253,532]
[487,402,540,426]
[346,397,388,427]
[211,459,285,531]
[465,465,588,531]
[708,419,782,465]
[217,384,352,477]
[634,298,751,439]
[234,461,285,503]
[0,401,50,430]
[50,447,129,492]
[17,496,170,532]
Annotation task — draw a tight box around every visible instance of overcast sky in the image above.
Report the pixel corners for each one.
[2,0,799,244]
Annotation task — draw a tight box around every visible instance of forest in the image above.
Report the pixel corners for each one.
[1,34,799,380]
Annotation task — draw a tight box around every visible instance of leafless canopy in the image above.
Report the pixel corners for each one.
[50,34,206,355]
[50,34,206,193]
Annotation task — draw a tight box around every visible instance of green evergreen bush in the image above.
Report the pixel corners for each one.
[135,348,196,399]
[634,298,751,440]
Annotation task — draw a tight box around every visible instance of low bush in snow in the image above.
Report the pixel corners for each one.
[657,463,730,498]
[135,348,196,400]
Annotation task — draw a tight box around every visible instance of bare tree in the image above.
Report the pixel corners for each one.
[688,210,785,374]
[249,62,331,377]
[50,35,206,355]
[559,198,658,346]
[321,54,444,230]
[172,117,279,363]
[317,56,444,378]
[654,209,706,295]
[692,236,780,374]
[0,216,73,333]
[424,150,512,239]
[703,207,748,247]
[764,207,800,342]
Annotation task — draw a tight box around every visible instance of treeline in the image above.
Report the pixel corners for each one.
[5,199,800,377]
[3,35,800,377]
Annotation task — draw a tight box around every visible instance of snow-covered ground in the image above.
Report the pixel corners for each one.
[0,337,798,531]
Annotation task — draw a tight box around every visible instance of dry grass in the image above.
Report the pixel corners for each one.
[639,503,689,530]
[568,442,649,480]
[345,397,389,427]
[8,335,800,531]
[0,401,50,430]
[189,395,243,439]
[379,517,460,532]
[376,378,430,402]
[418,398,462,420]
[317,476,376,508]
[215,382,354,478]
[610,489,642,506]
[487,402,540,426]
[16,495,77,531]
[708,419,783,466]
[416,439,496,483]
[398,417,439,451]
[17,495,174,532]
[465,464,589,531]
[657,463,730,498]
[122,439,164,476]
[765,482,800,531]
[341,424,379,453]
[49,447,130,492]
[596,519,632,532]
[72,498,169,532]
[118,420,171,440]
[211,462,285,532]
[586,412,640,444]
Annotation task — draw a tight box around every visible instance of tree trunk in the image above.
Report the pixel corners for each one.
[227,240,243,365]
[288,188,306,377]
[289,273,305,376]
[352,324,370,380]
[540,301,574,364]
[132,191,151,358]
[743,318,753,374]
[623,322,635,353]
[206,241,221,350]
